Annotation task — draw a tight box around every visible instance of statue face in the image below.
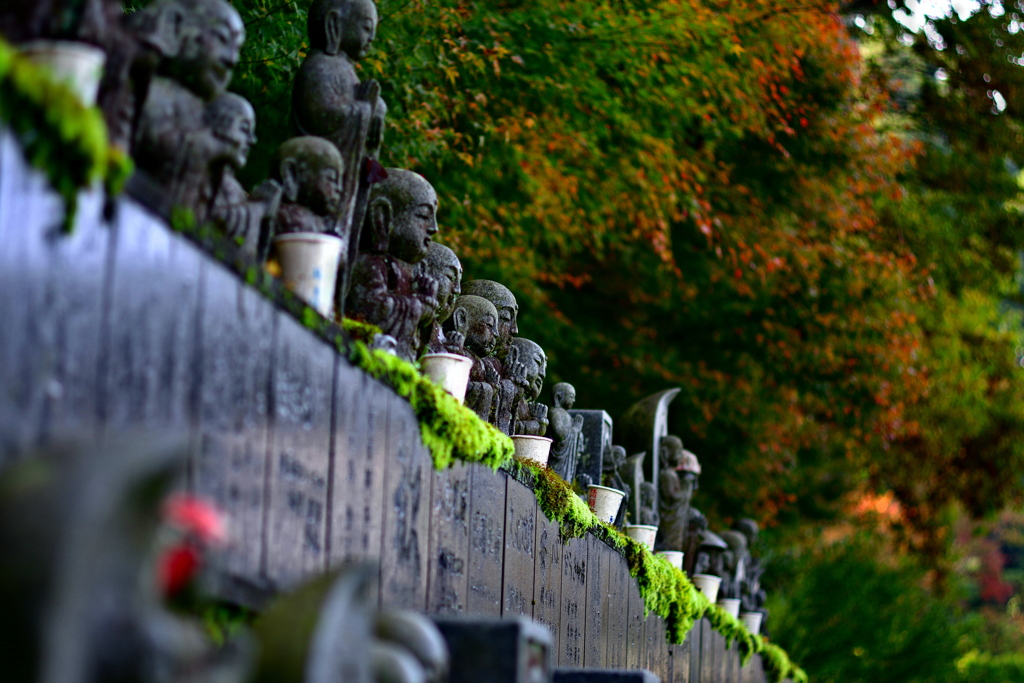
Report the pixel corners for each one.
[340,0,378,60]
[554,384,575,409]
[176,2,245,99]
[301,161,343,216]
[384,172,438,264]
[462,281,518,357]
[419,243,462,323]
[209,95,256,169]
[512,339,546,401]
[465,310,498,357]
[660,436,684,469]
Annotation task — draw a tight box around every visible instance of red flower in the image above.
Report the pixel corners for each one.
[158,542,201,598]
[162,493,227,545]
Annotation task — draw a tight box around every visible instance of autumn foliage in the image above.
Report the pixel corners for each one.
[231,0,1024,547]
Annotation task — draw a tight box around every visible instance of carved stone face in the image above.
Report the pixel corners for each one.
[511,338,546,401]
[338,0,378,60]
[417,243,462,323]
[373,169,438,264]
[171,0,245,100]
[659,435,684,470]
[462,281,518,357]
[552,382,575,409]
[274,137,345,216]
[450,295,498,357]
[206,93,256,169]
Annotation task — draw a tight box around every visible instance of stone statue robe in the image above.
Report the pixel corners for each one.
[348,253,428,361]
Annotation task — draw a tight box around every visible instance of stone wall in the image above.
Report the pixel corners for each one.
[0,131,774,682]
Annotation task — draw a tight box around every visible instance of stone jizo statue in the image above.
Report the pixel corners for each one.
[292,0,387,296]
[415,242,464,356]
[206,93,282,258]
[444,295,499,422]
[347,169,440,361]
[654,435,698,553]
[639,481,659,527]
[734,518,767,613]
[717,530,748,601]
[510,338,548,437]
[271,136,345,236]
[461,280,525,435]
[132,0,245,221]
[547,382,585,483]
[603,444,632,527]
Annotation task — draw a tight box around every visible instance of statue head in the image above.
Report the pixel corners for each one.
[415,243,462,324]
[148,0,245,100]
[205,92,256,170]
[687,507,708,533]
[659,435,684,470]
[604,444,626,471]
[367,169,438,264]
[719,530,748,559]
[308,0,378,60]
[552,382,576,410]
[510,337,546,401]
[734,518,759,545]
[445,295,498,357]
[462,281,518,357]
[640,481,657,508]
[272,137,344,216]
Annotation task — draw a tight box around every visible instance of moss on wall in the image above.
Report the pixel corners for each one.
[0,37,133,231]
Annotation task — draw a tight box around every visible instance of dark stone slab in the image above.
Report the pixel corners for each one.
[102,201,202,434]
[426,461,472,615]
[533,511,563,659]
[699,620,714,683]
[466,465,507,616]
[583,535,607,668]
[330,369,389,565]
[672,635,693,683]
[645,613,663,678]
[559,534,588,667]
[436,617,553,683]
[625,568,646,669]
[688,623,702,683]
[554,669,661,683]
[567,409,612,488]
[379,395,430,609]
[193,260,274,582]
[605,549,630,668]
[502,477,537,617]
[744,654,764,683]
[263,313,334,587]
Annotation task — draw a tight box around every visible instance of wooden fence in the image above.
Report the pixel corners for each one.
[0,131,774,682]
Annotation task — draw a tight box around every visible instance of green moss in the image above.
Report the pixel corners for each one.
[761,640,808,683]
[340,317,382,344]
[346,340,513,470]
[0,37,133,231]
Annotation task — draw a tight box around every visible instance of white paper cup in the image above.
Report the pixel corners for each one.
[20,40,107,106]
[274,233,343,316]
[587,485,625,524]
[420,353,473,403]
[740,611,763,635]
[717,598,741,618]
[512,435,553,467]
[624,524,659,550]
[657,550,685,571]
[692,574,722,603]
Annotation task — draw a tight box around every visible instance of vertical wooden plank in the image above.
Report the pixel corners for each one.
[425,460,471,614]
[330,370,388,565]
[465,465,506,616]
[102,203,202,434]
[625,571,646,669]
[645,613,660,675]
[559,535,588,667]
[605,549,630,668]
[671,640,692,683]
[532,512,563,658]
[193,263,274,581]
[501,477,537,617]
[747,654,765,683]
[262,313,333,588]
[583,535,606,668]
[379,397,431,609]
